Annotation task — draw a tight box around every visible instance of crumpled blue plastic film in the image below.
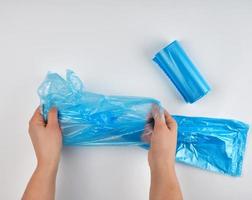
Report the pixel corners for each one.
[174,116,249,176]
[153,40,211,103]
[38,70,249,176]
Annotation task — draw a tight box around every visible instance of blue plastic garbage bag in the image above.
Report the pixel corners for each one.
[153,40,211,103]
[173,116,249,176]
[38,70,249,176]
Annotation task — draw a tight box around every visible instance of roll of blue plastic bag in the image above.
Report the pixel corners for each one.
[153,40,211,103]
[38,70,249,176]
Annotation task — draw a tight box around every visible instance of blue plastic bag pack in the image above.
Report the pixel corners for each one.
[153,40,211,103]
[38,70,249,176]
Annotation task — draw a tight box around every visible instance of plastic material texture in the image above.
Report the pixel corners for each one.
[153,40,211,103]
[38,70,249,176]
[174,115,249,176]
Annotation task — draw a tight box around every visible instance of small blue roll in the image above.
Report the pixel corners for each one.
[153,40,211,103]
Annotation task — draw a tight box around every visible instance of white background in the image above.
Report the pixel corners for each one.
[0,0,252,199]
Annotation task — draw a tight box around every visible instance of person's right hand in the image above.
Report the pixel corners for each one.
[143,105,178,173]
[143,106,183,200]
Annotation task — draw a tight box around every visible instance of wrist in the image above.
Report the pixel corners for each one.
[36,160,59,174]
[150,164,177,185]
[150,158,175,172]
[150,160,176,178]
[33,163,59,184]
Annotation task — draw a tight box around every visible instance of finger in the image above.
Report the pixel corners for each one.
[164,110,177,130]
[47,107,59,128]
[151,104,161,121]
[142,113,155,142]
[142,122,153,137]
[29,106,45,126]
[142,121,153,142]
[141,132,152,143]
[151,104,166,124]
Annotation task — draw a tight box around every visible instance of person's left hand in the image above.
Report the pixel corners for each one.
[28,107,62,171]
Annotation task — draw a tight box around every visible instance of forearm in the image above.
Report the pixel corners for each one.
[22,165,58,200]
[150,165,182,200]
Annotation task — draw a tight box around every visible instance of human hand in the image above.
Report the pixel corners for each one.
[143,106,182,200]
[143,105,178,173]
[28,107,62,172]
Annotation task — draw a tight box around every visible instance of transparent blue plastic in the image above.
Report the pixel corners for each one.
[38,70,249,176]
[153,40,211,103]
[174,115,249,176]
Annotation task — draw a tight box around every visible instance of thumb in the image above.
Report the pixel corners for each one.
[47,107,59,128]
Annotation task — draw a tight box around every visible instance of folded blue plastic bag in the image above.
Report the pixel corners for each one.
[38,70,249,176]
